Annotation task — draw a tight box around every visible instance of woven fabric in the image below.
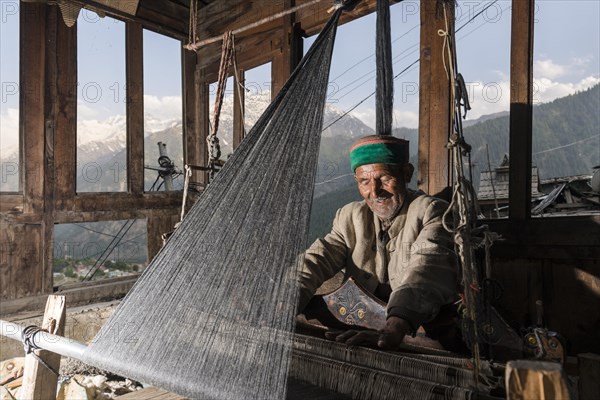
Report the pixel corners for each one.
[82,9,342,400]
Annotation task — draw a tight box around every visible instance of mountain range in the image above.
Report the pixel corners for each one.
[2,85,597,264]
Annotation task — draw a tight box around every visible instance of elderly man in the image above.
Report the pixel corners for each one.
[298,135,459,350]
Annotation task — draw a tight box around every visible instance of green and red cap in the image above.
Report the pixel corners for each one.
[350,135,409,171]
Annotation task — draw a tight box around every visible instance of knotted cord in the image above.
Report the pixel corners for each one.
[206,31,234,179]
[21,325,60,377]
[437,0,488,388]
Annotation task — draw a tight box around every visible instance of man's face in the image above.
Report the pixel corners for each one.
[354,163,412,220]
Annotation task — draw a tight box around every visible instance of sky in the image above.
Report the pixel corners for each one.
[1,0,599,154]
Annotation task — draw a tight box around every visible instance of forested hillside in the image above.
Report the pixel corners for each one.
[308,85,599,241]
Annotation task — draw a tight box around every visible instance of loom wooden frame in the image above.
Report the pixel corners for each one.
[0,0,598,358]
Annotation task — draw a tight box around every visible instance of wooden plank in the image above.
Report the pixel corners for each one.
[20,3,46,214]
[508,0,535,221]
[578,353,600,400]
[182,44,197,171]
[0,194,23,213]
[487,215,600,249]
[147,211,180,261]
[271,0,303,98]
[53,12,77,211]
[505,360,569,400]
[43,6,60,299]
[71,192,182,212]
[22,224,44,298]
[135,4,188,38]
[0,276,137,316]
[197,21,283,74]
[20,295,66,400]
[195,73,210,185]
[297,0,379,37]
[116,386,187,399]
[233,69,245,149]
[0,221,19,300]
[126,22,145,195]
[418,0,452,197]
[545,260,600,355]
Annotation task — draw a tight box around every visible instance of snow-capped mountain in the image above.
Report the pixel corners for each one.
[0,92,374,192]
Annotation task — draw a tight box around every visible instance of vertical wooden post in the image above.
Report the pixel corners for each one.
[508,0,535,221]
[418,0,453,197]
[196,71,210,185]
[21,3,46,214]
[53,11,77,210]
[182,44,197,173]
[578,353,600,400]
[271,0,303,99]
[126,22,145,195]
[233,69,245,149]
[20,295,66,400]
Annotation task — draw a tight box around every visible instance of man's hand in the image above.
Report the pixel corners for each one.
[324,316,412,350]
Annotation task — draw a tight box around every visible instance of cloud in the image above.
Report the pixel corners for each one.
[533,75,600,104]
[463,80,511,121]
[143,95,182,120]
[77,101,102,119]
[0,107,19,156]
[534,59,568,80]
[534,56,594,80]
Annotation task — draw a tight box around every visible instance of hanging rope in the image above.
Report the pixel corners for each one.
[21,326,60,377]
[437,0,488,387]
[188,0,199,47]
[206,30,234,179]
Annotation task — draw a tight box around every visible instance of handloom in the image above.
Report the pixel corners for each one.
[80,6,345,399]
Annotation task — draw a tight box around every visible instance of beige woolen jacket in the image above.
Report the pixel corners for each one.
[298,190,459,329]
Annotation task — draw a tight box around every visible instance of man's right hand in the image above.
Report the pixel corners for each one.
[324,316,411,350]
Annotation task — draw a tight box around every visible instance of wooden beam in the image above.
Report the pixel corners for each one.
[182,43,197,169]
[508,0,535,220]
[418,0,452,197]
[195,71,210,185]
[197,22,284,76]
[126,22,145,195]
[21,3,46,214]
[0,194,23,213]
[0,277,136,316]
[272,0,304,98]
[233,69,246,149]
[42,5,60,297]
[53,15,77,211]
[147,211,180,261]
[20,295,66,400]
[71,192,182,212]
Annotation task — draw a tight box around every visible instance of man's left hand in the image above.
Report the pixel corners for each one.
[324,316,411,350]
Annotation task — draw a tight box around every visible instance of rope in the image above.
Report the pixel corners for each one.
[21,326,60,377]
[436,0,486,387]
[206,31,234,179]
[231,34,247,140]
[188,0,198,47]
